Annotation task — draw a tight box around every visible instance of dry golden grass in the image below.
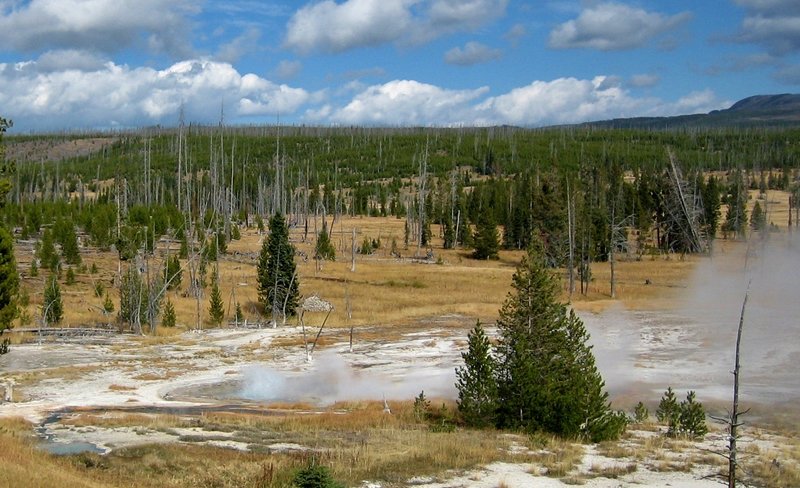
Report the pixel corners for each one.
[0,401,519,488]
[11,364,103,388]
[589,462,638,478]
[20,202,785,333]
[0,418,112,488]
[525,433,586,478]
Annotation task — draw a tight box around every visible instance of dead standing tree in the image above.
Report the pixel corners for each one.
[298,295,334,362]
[664,149,707,253]
[710,283,751,488]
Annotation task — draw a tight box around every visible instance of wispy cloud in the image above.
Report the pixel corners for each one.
[444,42,502,66]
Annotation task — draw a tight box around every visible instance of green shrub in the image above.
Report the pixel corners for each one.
[292,462,343,488]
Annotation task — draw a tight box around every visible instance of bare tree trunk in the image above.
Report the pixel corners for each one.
[351,228,356,272]
[610,204,617,299]
[567,180,575,297]
[728,284,750,488]
[346,285,353,353]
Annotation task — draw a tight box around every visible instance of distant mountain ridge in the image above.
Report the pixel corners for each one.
[582,94,800,129]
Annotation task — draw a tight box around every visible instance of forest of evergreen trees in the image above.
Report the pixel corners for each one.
[2,125,797,280]
[0,121,794,449]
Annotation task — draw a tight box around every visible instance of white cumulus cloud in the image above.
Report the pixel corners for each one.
[326,80,489,125]
[444,41,502,66]
[0,0,198,56]
[0,59,313,131]
[284,0,508,54]
[549,2,691,51]
[284,0,413,54]
[320,76,727,127]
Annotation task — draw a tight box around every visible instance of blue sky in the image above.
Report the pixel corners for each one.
[0,0,798,131]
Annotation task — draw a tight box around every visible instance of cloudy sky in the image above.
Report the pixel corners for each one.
[0,0,798,131]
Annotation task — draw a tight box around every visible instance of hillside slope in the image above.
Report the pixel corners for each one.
[584,93,800,129]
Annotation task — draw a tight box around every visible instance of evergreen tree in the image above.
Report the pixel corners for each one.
[65,266,76,285]
[455,321,497,428]
[633,401,649,423]
[102,292,115,314]
[413,390,432,422]
[179,232,189,259]
[43,274,63,325]
[750,201,766,231]
[473,212,499,260]
[234,302,244,324]
[678,391,708,438]
[701,175,721,240]
[208,274,225,326]
[0,116,12,207]
[0,226,19,332]
[442,212,456,249]
[257,213,299,320]
[723,170,748,239]
[656,386,680,435]
[161,299,176,328]
[493,243,624,441]
[164,255,182,290]
[314,224,336,261]
[55,217,81,265]
[38,228,58,270]
[292,462,344,488]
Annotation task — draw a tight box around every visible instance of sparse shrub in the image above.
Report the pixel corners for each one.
[90,262,98,274]
[413,390,431,422]
[30,260,38,277]
[43,274,63,325]
[428,403,457,433]
[94,281,105,298]
[359,236,373,255]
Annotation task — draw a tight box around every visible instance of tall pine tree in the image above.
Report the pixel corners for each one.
[0,226,19,332]
[493,242,625,441]
[473,212,499,260]
[257,213,300,321]
[208,273,224,326]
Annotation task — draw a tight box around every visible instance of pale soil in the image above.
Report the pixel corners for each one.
[1,313,797,486]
